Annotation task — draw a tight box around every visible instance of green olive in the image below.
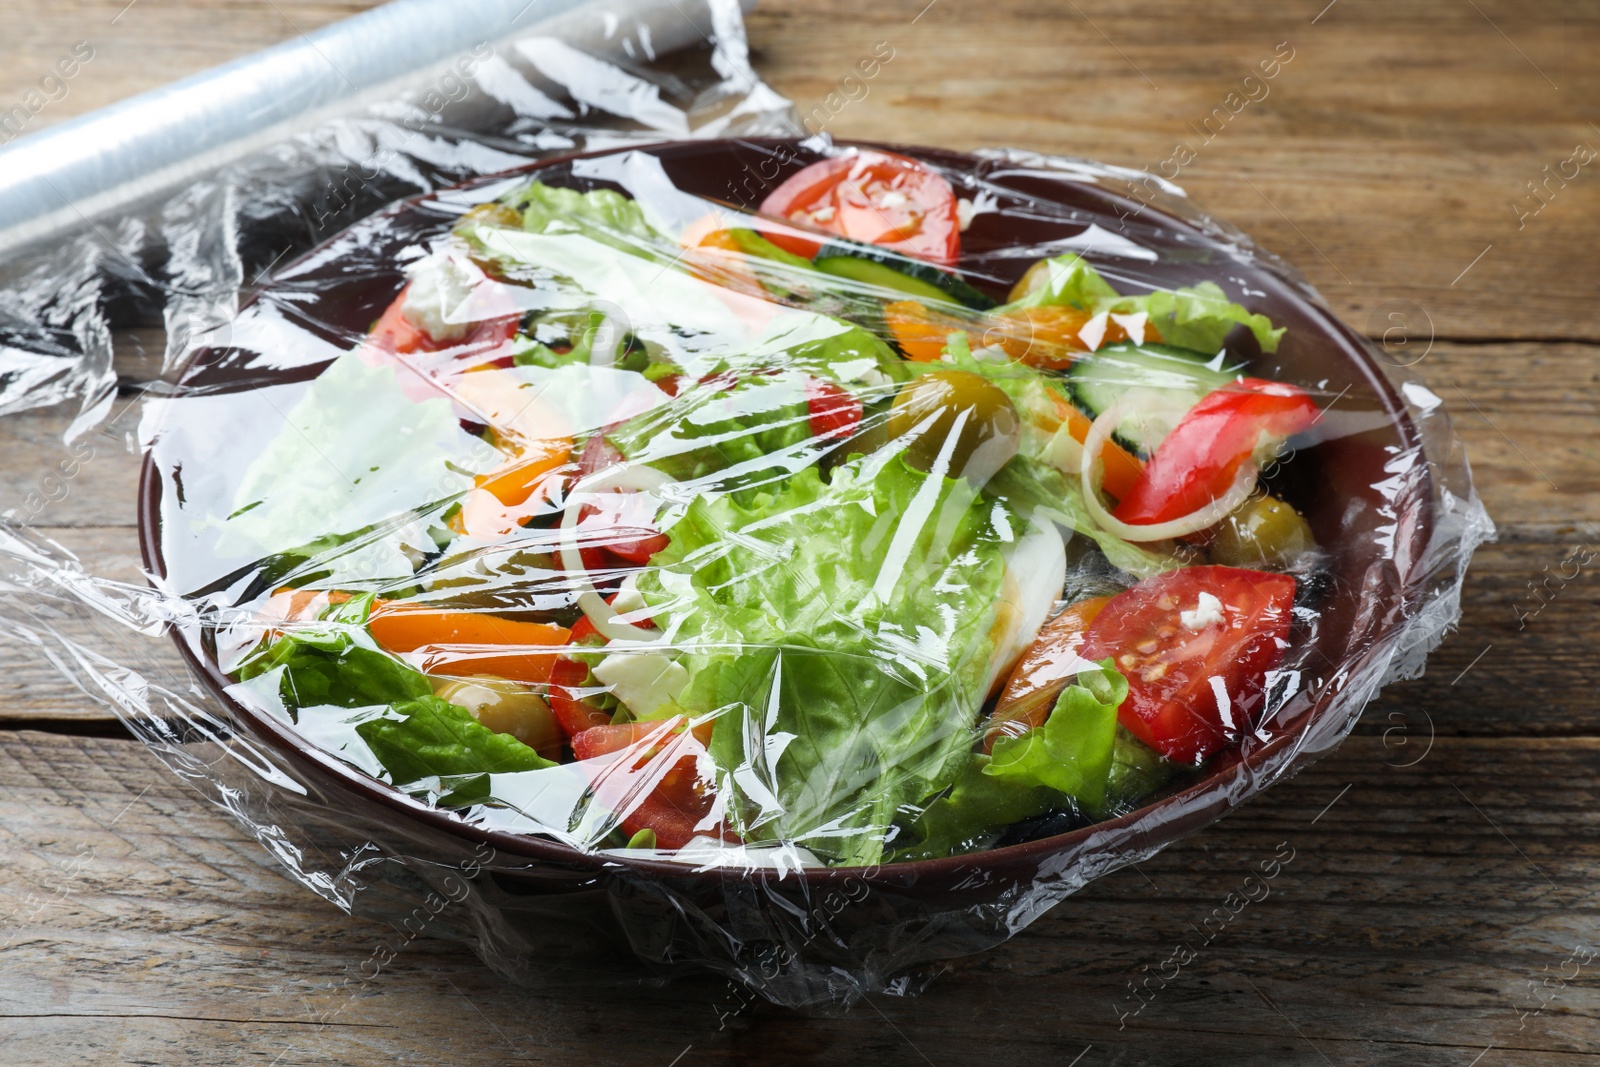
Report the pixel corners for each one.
[887,370,1021,485]
[1210,495,1316,568]
[432,677,562,760]
[1006,258,1054,305]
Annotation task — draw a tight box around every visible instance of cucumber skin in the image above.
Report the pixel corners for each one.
[812,240,997,311]
[1066,342,1240,457]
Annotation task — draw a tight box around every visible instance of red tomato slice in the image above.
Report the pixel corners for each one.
[1113,380,1319,526]
[549,595,658,737]
[1081,566,1295,763]
[804,377,864,440]
[367,285,436,355]
[573,499,670,567]
[548,655,611,738]
[365,285,521,358]
[759,150,960,266]
[571,718,731,849]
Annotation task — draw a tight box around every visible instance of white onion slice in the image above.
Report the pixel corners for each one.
[559,464,676,642]
[1079,403,1258,543]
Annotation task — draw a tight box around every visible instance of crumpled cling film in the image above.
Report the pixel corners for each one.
[0,19,1491,1010]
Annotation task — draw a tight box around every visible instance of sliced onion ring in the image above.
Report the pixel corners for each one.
[559,463,676,642]
[1078,403,1258,543]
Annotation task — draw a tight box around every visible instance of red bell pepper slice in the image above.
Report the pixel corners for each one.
[1113,379,1319,526]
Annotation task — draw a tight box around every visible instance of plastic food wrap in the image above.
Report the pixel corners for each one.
[0,5,1490,1011]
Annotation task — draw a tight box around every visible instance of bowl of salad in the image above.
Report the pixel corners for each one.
[139,138,1438,986]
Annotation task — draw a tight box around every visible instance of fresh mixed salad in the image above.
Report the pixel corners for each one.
[213,148,1324,867]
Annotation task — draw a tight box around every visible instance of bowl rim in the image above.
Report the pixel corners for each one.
[137,135,1433,888]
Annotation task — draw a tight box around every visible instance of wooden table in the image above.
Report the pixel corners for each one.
[2,2,1597,1063]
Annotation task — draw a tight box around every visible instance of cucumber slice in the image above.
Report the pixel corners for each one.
[1066,342,1242,457]
[812,240,997,310]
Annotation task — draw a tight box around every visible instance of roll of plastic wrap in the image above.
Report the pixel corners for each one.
[0,0,735,257]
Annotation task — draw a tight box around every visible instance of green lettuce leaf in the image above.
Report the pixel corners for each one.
[235,628,431,709]
[892,662,1128,860]
[727,228,814,270]
[1103,725,1178,814]
[604,368,812,486]
[998,252,1121,312]
[996,253,1283,354]
[892,754,1053,862]
[605,316,904,490]
[236,630,555,795]
[509,181,665,256]
[213,353,488,585]
[356,695,555,787]
[1103,280,1284,354]
[634,453,1013,866]
[985,659,1125,810]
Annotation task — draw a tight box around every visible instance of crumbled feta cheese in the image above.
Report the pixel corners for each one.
[828,358,894,389]
[878,190,910,210]
[1109,310,1149,345]
[1181,591,1226,631]
[957,191,997,232]
[809,204,837,223]
[1077,311,1110,351]
[956,197,976,231]
[400,253,478,342]
[592,652,689,718]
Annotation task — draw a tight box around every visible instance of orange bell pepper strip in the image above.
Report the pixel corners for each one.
[442,368,575,539]
[257,590,570,684]
[885,301,1161,369]
[366,602,571,685]
[884,300,967,361]
[985,596,1113,753]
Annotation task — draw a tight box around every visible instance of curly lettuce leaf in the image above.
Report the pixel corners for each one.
[1103,280,1284,355]
[985,659,1125,809]
[634,454,1014,866]
[998,252,1121,312]
[892,662,1128,861]
[510,181,665,256]
[996,253,1283,354]
[236,630,555,796]
[606,316,904,489]
[213,353,487,585]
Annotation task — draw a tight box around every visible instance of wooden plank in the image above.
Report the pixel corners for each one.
[745,0,1600,343]
[2,338,1596,529]
[6,521,1598,737]
[1,2,1597,1064]
[3,527,1597,735]
[1,1,1596,343]
[0,730,1595,1063]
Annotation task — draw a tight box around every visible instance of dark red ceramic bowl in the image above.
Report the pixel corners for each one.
[138,138,1433,989]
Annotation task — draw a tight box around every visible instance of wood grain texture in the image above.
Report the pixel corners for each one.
[4,1,1598,343]
[1,0,1598,1064]
[1,731,1596,1066]
[746,0,1600,343]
